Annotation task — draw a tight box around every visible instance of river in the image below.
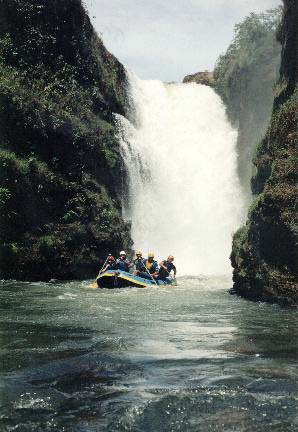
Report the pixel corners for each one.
[1,278,297,431]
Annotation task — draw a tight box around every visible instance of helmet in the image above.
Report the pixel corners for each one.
[148,252,155,258]
[136,250,142,256]
[108,256,115,262]
[168,255,174,261]
[120,250,126,256]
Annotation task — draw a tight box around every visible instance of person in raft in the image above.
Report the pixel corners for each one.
[140,252,159,280]
[158,255,177,280]
[133,250,145,276]
[100,255,116,274]
[115,251,132,272]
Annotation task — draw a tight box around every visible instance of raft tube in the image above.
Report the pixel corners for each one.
[96,270,172,289]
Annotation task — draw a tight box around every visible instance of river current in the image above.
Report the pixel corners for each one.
[1,278,297,431]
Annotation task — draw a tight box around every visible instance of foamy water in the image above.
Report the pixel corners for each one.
[116,73,244,275]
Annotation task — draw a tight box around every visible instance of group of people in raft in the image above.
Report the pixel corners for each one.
[99,251,177,281]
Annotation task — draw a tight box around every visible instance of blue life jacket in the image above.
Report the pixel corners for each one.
[116,258,130,272]
[100,262,116,274]
[133,258,145,272]
[143,259,159,274]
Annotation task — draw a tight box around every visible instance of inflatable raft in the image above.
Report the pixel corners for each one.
[96,270,172,289]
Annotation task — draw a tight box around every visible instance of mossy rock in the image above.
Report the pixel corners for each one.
[0,0,132,280]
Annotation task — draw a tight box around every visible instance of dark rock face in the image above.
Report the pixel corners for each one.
[231,0,298,306]
[279,0,298,95]
[0,0,132,281]
[183,71,215,87]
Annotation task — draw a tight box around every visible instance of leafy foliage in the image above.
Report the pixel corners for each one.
[213,8,282,197]
[214,8,282,121]
[0,0,132,280]
[230,2,298,305]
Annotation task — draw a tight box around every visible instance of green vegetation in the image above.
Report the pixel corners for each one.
[214,8,282,196]
[230,1,298,306]
[214,8,282,121]
[0,0,132,280]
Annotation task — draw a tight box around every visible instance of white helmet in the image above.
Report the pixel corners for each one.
[120,250,126,256]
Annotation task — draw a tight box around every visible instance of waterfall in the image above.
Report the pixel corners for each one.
[116,73,244,276]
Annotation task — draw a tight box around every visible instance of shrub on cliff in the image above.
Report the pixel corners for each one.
[0,0,132,280]
[214,8,282,122]
[213,8,282,197]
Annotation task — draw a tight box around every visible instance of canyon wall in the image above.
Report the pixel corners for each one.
[231,0,298,306]
[0,0,132,280]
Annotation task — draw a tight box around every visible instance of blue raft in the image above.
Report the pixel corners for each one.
[96,270,172,289]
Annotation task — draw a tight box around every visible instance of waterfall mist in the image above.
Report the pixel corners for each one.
[116,73,244,275]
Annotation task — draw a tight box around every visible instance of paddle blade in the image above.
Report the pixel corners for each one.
[90,282,98,289]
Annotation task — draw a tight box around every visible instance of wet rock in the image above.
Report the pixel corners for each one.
[183,71,215,87]
[230,0,298,307]
[0,0,132,281]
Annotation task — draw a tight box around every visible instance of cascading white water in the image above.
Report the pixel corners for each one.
[116,73,244,275]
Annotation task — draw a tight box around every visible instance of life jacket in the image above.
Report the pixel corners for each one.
[158,260,176,279]
[106,262,116,271]
[134,258,145,272]
[143,259,158,274]
[101,262,116,274]
[116,258,130,272]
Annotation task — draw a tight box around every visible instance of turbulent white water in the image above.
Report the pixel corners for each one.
[116,73,244,275]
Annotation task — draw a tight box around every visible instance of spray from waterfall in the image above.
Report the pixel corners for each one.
[116,72,244,275]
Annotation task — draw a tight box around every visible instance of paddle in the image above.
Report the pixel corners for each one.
[161,263,177,285]
[140,259,158,285]
[90,254,111,288]
[168,272,177,285]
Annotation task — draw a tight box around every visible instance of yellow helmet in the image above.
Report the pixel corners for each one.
[148,252,155,258]
[136,250,142,256]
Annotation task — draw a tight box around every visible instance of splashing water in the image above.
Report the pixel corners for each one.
[116,73,244,275]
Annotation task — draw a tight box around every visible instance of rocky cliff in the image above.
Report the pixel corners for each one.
[0,0,132,281]
[231,0,298,306]
[183,71,214,87]
[213,8,282,199]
